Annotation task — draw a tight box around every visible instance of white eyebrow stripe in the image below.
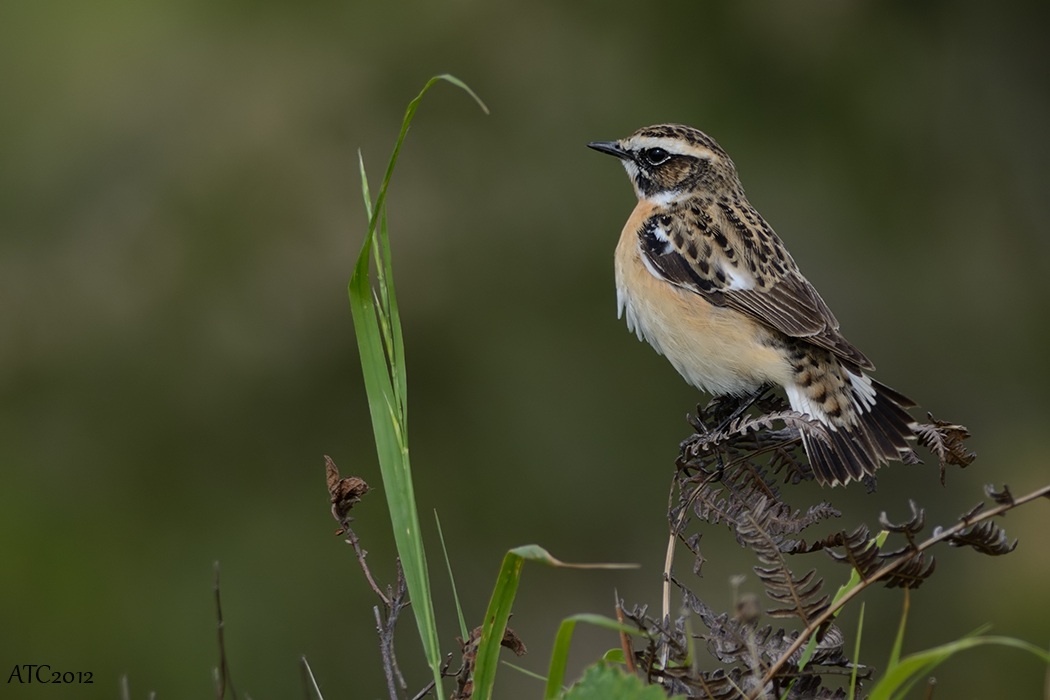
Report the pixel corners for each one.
[628,135,715,159]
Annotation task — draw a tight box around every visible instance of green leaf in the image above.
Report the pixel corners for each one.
[561,664,679,700]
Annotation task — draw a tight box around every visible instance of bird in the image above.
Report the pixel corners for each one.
[588,123,919,487]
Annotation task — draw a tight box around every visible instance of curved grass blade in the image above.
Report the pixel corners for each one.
[867,634,1050,700]
[434,510,469,641]
[349,74,487,693]
[545,614,646,700]
[782,531,889,700]
[847,603,865,700]
[887,586,911,672]
[472,545,636,700]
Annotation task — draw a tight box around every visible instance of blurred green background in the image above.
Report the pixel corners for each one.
[2,1,1048,698]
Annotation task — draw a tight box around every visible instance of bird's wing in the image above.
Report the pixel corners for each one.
[637,201,874,370]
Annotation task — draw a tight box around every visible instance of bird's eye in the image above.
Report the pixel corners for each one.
[642,147,671,166]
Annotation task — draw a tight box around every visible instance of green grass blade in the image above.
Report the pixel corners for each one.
[472,547,525,700]
[377,208,406,422]
[887,586,910,671]
[472,546,635,700]
[357,150,373,220]
[434,510,469,641]
[501,661,548,683]
[348,74,487,693]
[868,634,1050,700]
[358,74,486,423]
[372,75,487,220]
[544,614,645,700]
[847,603,865,700]
[372,210,400,418]
[782,531,889,700]
[890,623,992,700]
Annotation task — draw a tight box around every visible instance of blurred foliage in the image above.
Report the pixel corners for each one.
[0,1,1047,698]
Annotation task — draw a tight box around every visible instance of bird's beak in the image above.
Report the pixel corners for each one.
[587,140,628,159]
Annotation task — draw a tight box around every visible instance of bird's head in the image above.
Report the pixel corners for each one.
[588,124,738,204]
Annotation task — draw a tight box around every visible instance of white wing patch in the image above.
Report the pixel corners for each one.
[650,223,671,245]
[638,224,674,280]
[721,264,754,291]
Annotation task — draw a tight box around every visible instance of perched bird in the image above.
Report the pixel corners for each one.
[589,124,918,487]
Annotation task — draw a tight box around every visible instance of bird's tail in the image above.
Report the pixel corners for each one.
[793,374,920,487]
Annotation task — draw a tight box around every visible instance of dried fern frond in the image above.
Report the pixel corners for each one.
[621,391,1047,699]
[936,519,1018,556]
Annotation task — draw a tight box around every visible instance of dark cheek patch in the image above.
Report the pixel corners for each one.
[638,174,659,197]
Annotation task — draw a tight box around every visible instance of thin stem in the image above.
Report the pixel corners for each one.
[376,606,400,700]
[345,527,390,607]
[214,562,239,700]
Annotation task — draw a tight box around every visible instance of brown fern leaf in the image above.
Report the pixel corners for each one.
[738,499,831,621]
[755,565,830,620]
[686,409,829,454]
[938,519,1018,556]
[823,521,938,588]
[984,483,1015,506]
[876,551,937,589]
[825,524,880,578]
[682,589,773,666]
[913,413,975,483]
[878,500,926,548]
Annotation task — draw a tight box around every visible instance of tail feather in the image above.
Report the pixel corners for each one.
[797,378,919,487]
